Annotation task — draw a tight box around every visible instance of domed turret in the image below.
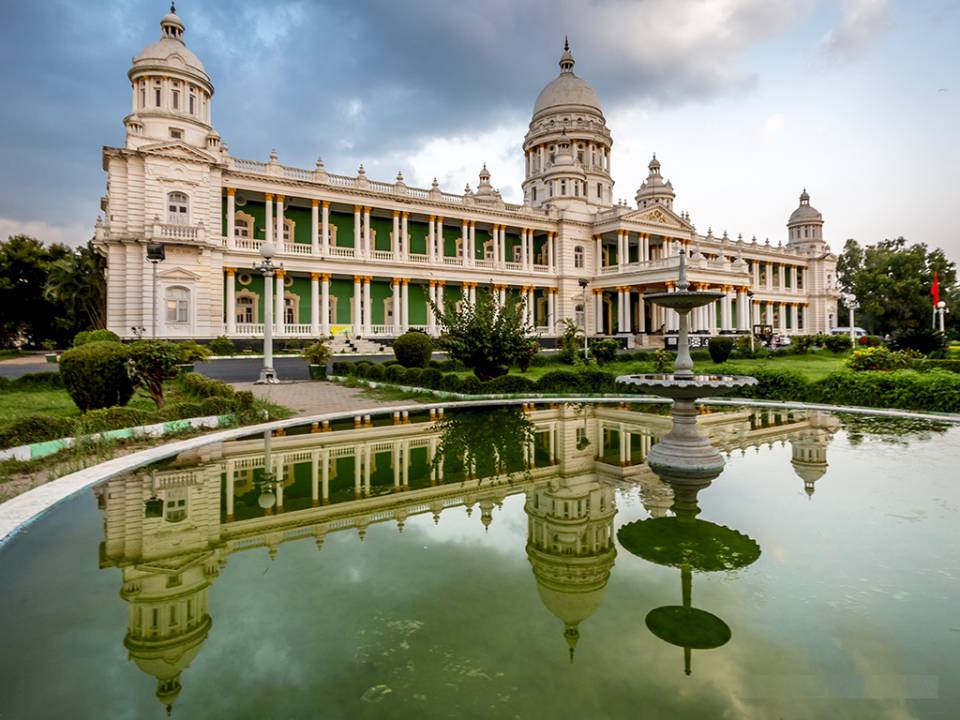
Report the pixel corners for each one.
[125,4,218,151]
[635,153,677,210]
[523,40,614,209]
[786,188,826,251]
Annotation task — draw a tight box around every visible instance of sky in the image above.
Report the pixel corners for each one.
[1,0,958,260]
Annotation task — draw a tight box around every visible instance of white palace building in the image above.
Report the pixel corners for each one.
[94,6,840,346]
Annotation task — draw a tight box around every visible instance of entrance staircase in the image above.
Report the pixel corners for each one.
[330,335,390,355]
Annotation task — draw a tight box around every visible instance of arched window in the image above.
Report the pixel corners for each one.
[167,192,189,225]
[235,291,257,324]
[283,293,300,325]
[574,246,584,268]
[165,287,189,323]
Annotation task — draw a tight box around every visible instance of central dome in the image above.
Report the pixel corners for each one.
[532,40,603,119]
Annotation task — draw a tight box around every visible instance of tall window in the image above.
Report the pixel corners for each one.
[236,295,255,323]
[532,187,537,202]
[139,81,146,108]
[171,82,180,110]
[154,80,162,107]
[284,297,296,325]
[797,268,804,290]
[574,246,584,268]
[165,287,189,323]
[189,88,196,115]
[166,192,188,225]
[597,182,602,199]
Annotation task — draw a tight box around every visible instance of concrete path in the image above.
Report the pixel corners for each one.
[235,380,414,416]
[0,355,56,379]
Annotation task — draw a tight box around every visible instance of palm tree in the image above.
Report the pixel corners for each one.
[45,241,107,330]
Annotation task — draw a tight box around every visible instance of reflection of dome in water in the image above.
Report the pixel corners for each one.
[526,477,617,661]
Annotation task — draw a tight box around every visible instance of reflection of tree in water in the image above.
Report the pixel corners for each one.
[431,407,535,483]
[839,414,951,447]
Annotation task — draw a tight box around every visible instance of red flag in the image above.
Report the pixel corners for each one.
[932,272,940,306]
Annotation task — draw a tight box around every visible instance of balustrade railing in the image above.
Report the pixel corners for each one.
[329,246,355,258]
[286,243,312,255]
[157,223,198,240]
[371,250,393,261]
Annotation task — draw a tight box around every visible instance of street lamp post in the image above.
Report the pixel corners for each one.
[937,300,947,333]
[843,292,858,346]
[746,290,755,353]
[578,278,589,359]
[145,242,166,339]
[254,242,281,384]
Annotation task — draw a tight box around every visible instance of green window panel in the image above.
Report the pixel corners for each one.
[441,225,460,257]
[287,276,311,324]
[475,229,491,260]
[409,283,429,325]
[370,280,391,324]
[408,220,428,255]
[330,278,355,324]
[329,211,356,249]
[370,217,393,252]
[284,206,312,245]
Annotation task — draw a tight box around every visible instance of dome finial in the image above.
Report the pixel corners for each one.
[559,38,575,73]
[170,2,176,13]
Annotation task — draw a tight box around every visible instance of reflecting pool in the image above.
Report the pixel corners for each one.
[1,403,959,719]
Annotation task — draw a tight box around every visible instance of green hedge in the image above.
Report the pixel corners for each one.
[59,341,135,411]
[179,372,236,398]
[0,372,64,392]
[913,358,960,374]
[73,329,121,347]
[0,415,76,448]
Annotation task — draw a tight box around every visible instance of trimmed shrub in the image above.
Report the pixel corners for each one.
[735,368,807,401]
[393,331,433,368]
[180,372,235,398]
[846,346,916,372]
[460,375,482,395]
[653,349,673,372]
[708,337,733,364]
[386,364,407,383]
[891,327,947,356]
[177,340,212,363]
[73,329,121,347]
[59,341,134,411]
[8,371,64,389]
[128,340,182,408]
[235,390,256,411]
[302,338,332,366]
[209,336,236,356]
[913,358,960,374]
[537,369,583,393]
[690,349,711,361]
[439,373,464,393]
[199,396,238,416]
[353,361,373,378]
[858,334,884,347]
[331,361,352,376]
[161,401,204,420]
[0,415,76,448]
[589,339,620,365]
[481,375,537,394]
[791,334,815,355]
[403,368,423,386]
[78,407,155,434]
[823,334,852,353]
[420,368,443,389]
[579,368,616,394]
[365,364,386,381]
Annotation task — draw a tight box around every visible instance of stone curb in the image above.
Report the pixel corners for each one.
[0,414,233,462]
[2,395,958,548]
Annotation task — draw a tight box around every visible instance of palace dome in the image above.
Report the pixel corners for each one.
[788,189,822,225]
[532,40,603,119]
[130,4,210,85]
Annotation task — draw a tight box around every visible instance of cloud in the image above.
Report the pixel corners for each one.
[821,0,889,61]
[0,217,91,247]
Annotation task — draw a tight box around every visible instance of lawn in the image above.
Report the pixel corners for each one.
[448,349,851,383]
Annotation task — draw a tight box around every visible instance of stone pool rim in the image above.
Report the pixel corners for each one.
[2,396,959,548]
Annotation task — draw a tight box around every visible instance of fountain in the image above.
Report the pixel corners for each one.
[616,249,757,478]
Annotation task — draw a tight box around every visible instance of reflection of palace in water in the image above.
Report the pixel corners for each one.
[95,404,838,712]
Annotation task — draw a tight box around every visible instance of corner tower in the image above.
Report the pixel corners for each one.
[125,4,219,152]
[523,40,614,209]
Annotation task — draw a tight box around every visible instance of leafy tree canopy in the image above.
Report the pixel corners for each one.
[836,236,957,336]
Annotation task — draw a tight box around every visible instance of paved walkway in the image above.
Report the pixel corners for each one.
[0,355,56,379]
[235,380,414,416]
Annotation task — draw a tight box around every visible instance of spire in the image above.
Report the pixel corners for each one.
[559,38,575,73]
[160,3,185,42]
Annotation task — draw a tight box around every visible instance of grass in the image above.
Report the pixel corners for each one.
[0,383,197,423]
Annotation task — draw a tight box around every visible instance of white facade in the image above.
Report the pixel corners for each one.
[94,8,840,343]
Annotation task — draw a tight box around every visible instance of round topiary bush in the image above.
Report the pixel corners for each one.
[708,337,733,364]
[365,364,386,381]
[209,336,236,356]
[59,341,134,411]
[536,369,583,393]
[392,331,433,368]
[460,375,482,395]
[199,396,238,416]
[589,339,620,365]
[386,364,407,383]
[73,329,121,347]
[420,368,443,389]
[439,373,463,393]
[161,401,204,420]
[403,367,423,386]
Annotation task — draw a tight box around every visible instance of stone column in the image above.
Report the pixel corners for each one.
[520,229,528,269]
[547,231,555,271]
[461,219,469,266]
[595,289,604,335]
[310,200,320,255]
[321,201,330,255]
[363,206,372,257]
[310,450,319,507]
[753,299,761,327]
[321,273,330,335]
[225,458,235,519]
[401,279,409,331]
[791,265,798,294]
[321,449,330,504]
[436,217,444,261]
[275,195,285,252]
[548,288,556,332]
[226,188,236,248]
[765,262,772,290]
[469,221,476,266]
[623,287,632,333]
[353,205,361,255]
[427,281,436,335]
[264,193,274,245]
[393,211,401,260]
[391,278,401,335]
[401,212,409,260]
[637,292,646,333]
[362,276,372,335]
[310,272,320,336]
[528,286,536,326]
[791,303,799,333]
[352,275,362,335]
[437,281,445,321]
[427,216,436,263]
[225,268,236,335]
[469,282,476,307]
[275,270,285,335]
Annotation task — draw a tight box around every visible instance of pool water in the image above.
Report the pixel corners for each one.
[1,403,958,719]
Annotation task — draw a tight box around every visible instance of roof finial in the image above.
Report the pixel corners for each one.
[564,36,569,51]
[559,38,575,72]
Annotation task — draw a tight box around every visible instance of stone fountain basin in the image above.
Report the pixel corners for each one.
[643,290,724,312]
[615,374,758,400]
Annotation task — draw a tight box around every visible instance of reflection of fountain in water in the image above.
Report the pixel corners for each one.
[617,249,756,479]
[618,467,760,675]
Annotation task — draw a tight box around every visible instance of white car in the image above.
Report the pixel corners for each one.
[771,334,792,347]
[830,327,867,338]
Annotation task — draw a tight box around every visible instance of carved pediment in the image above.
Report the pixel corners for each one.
[159,266,202,281]
[626,206,690,230]
[136,549,212,575]
[140,140,217,164]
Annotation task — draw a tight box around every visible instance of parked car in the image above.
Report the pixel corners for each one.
[830,327,867,338]
[771,334,792,347]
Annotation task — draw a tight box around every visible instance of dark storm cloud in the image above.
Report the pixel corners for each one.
[0,0,802,239]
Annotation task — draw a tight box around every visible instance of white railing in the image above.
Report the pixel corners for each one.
[234,237,262,251]
[504,261,523,271]
[233,158,270,173]
[285,324,312,335]
[329,246,355,258]
[369,325,393,335]
[283,167,314,181]
[408,253,429,264]
[233,323,264,336]
[157,223,198,240]
[533,264,550,273]
[442,256,462,266]
[475,258,494,268]
[372,250,393,261]
[286,243,312,255]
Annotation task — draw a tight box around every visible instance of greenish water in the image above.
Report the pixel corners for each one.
[1,403,958,719]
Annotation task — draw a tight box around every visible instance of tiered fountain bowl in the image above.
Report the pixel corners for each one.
[617,250,757,479]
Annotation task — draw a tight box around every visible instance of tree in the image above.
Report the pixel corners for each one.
[836,237,958,336]
[127,340,182,408]
[430,288,534,381]
[45,241,107,331]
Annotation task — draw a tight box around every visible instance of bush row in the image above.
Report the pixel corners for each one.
[0,372,64,392]
[179,372,236,399]
[343,362,960,414]
[0,392,254,449]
